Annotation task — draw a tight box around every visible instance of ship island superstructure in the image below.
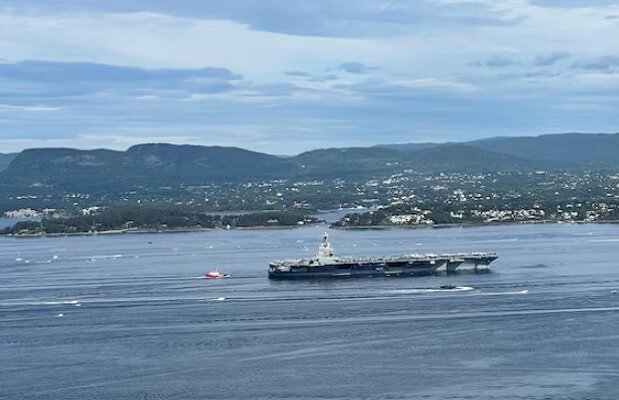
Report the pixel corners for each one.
[268,233,498,279]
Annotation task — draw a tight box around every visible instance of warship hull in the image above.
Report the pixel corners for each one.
[269,259,438,280]
[268,254,498,280]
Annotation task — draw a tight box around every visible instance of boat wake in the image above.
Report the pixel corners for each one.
[389,286,474,294]
[0,299,80,307]
[82,254,124,262]
[0,287,529,311]
[212,305,619,329]
[430,286,474,292]
[472,289,529,296]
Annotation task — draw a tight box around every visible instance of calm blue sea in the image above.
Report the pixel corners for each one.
[1,223,619,399]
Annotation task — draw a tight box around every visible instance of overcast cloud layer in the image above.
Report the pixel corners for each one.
[0,0,618,154]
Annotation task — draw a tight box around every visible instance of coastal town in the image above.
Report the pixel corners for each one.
[3,169,618,234]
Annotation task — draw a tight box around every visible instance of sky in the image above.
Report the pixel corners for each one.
[0,0,618,154]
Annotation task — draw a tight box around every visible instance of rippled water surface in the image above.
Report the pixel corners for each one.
[1,223,619,399]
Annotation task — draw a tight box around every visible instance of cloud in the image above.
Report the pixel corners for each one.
[0,11,397,77]
[0,1,619,153]
[0,103,62,112]
[0,0,518,38]
[572,54,619,70]
[472,55,520,68]
[0,60,243,99]
[528,0,619,8]
[333,77,479,100]
[534,51,570,66]
[0,60,241,84]
[338,61,378,74]
[284,70,309,77]
[307,74,340,82]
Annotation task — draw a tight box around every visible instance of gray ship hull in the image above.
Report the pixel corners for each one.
[268,254,497,280]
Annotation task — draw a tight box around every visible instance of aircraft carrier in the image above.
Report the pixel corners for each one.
[268,233,498,280]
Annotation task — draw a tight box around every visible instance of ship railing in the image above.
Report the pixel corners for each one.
[338,254,452,263]
[440,252,497,257]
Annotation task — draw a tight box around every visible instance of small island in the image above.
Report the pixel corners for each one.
[1,206,322,236]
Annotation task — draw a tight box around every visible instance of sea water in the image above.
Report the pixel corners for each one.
[1,223,619,399]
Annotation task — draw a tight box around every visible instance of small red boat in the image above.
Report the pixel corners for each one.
[205,269,230,279]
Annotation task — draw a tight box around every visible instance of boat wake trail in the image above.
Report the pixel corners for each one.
[0,299,81,307]
[472,289,529,296]
[204,305,619,330]
[388,286,474,294]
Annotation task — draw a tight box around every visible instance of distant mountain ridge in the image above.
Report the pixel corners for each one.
[4,144,298,191]
[378,132,619,168]
[1,133,617,197]
[296,143,543,177]
[469,133,619,167]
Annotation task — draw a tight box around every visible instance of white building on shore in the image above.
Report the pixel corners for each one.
[4,208,41,218]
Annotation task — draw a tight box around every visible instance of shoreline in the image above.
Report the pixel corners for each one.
[331,219,619,230]
[0,223,326,238]
[2,219,618,238]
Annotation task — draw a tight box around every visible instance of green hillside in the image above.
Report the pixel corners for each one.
[469,133,619,167]
[3,144,299,193]
[295,147,407,177]
[295,144,546,175]
[0,153,17,172]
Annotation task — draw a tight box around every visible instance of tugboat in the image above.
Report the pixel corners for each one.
[268,233,498,280]
[205,269,230,279]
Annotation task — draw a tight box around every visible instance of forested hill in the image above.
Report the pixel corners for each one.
[1,133,617,198]
[468,133,619,167]
[2,144,299,191]
[0,153,17,172]
[295,144,543,177]
[378,132,619,169]
[1,142,541,190]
